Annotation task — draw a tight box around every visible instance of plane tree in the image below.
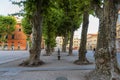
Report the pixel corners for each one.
[68,0,82,56]
[11,0,51,66]
[57,0,82,55]
[87,0,120,80]
[74,0,92,64]
[56,0,73,52]
[42,3,63,55]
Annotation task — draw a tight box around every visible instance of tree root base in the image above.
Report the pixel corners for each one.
[19,60,45,67]
[74,60,92,65]
[86,70,120,80]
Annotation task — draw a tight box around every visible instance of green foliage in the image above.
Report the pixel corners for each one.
[42,1,63,48]
[11,0,57,50]
[21,17,32,36]
[11,0,51,19]
[10,0,93,49]
[0,15,16,42]
[56,0,83,37]
[0,16,16,34]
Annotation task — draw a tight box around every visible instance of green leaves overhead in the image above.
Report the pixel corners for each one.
[42,1,63,49]
[11,0,51,18]
[21,17,32,36]
[0,16,16,34]
[0,15,16,42]
[56,0,83,36]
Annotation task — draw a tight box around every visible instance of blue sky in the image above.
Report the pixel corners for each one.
[0,0,99,38]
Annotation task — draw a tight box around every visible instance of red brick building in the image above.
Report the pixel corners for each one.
[0,17,44,50]
[0,18,27,50]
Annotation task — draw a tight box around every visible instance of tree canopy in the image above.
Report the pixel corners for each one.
[21,17,32,36]
[0,15,16,42]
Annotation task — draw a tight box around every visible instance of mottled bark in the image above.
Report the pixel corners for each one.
[19,1,44,66]
[68,28,74,56]
[87,0,120,80]
[74,11,90,65]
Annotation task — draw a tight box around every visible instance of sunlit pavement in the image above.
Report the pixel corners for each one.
[0,50,120,75]
[73,50,120,65]
[0,51,29,64]
[0,50,120,65]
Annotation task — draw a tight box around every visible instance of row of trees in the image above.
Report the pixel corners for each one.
[10,0,120,80]
[20,0,82,56]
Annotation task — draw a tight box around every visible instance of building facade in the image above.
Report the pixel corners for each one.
[56,36,80,50]
[72,38,80,50]
[86,34,97,50]
[0,17,45,50]
[0,18,27,50]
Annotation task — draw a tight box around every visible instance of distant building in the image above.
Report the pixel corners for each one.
[86,34,97,50]
[0,17,45,50]
[0,17,27,50]
[72,38,80,50]
[56,36,80,50]
[56,36,63,49]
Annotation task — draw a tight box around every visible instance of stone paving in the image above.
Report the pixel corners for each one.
[0,70,91,80]
[0,51,29,64]
[0,50,94,80]
[0,50,119,80]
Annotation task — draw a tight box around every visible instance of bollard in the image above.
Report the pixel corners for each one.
[58,48,60,60]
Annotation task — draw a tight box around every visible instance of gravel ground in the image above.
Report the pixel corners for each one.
[0,51,93,80]
[0,70,91,80]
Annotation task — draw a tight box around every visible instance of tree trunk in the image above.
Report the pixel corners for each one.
[2,42,4,50]
[27,36,31,51]
[62,31,68,52]
[45,43,51,56]
[87,1,120,80]
[68,27,74,56]
[19,1,44,67]
[45,26,52,56]
[1,35,6,50]
[74,11,90,65]
[27,41,29,50]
